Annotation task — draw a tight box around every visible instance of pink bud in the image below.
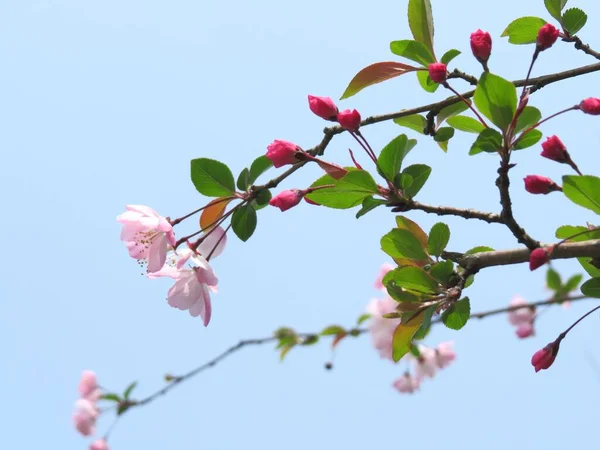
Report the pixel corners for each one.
[337,109,361,132]
[529,247,550,271]
[540,135,568,163]
[266,140,301,168]
[536,23,560,51]
[428,62,447,83]
[308,95,338,120]
[516,322,535,339]
[470,29,492,63]
[90,439,110,450]
[531,341,560,372]
[269,189,305,212]
[580,97,600,115]
[523,175,561,194]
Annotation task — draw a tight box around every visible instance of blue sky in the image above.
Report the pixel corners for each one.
[2,0,600,449]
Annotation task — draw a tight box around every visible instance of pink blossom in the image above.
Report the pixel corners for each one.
[516,322,535,339]
[149,231,226,325]
[507,296,535,326]
[374,263,395,290]
[435,341,456,369]
[532,340,561,372]
[536,23,559,51]
[337,109,361,132]
[90,439,109,450]
[523,175,561,194]
[308,95,338,120]
[366,295,400,360]
[470,29,492,63]
[269,189,305,212]
[72,399,98,436]
[393,373,420,394]
[413,346,438,380]
[428,62,447,83]
[266,140,300,168]
[78,370,101,401]
[117,205,176,273]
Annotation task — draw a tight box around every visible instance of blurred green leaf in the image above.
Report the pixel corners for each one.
[546,268,562,290]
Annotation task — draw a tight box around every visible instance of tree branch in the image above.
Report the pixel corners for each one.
[128,294,592,410]
[446,239,600,272]
[406,200,503,223]
[563,36,600,61]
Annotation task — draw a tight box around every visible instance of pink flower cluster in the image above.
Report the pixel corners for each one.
[72,371,109,449]
[117,205,227,325]
[367,264,456,394]
[507,296,535,338]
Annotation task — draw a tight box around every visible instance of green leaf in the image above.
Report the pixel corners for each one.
[428,222,450,257]
[123,381,137,400]
[231,204,257,242]
[473,72,517,131]
[394,114,427,134]
[407,0,435,56]
[321,325,346,336]
[556,225,600,277]
[581,277,600,298]
[400,164,431,198]
[429,260,454,285]
[306,170,379,209]
[437,101,470,127]
[395,216,429,250]
[279,344,295,361]
[441,49,461,65]
[545,0,569,22]
[514,106,542,134]
[237,168,250,191]
[248,155,273,185]
[301,335,319,346]
[469,128,503,155]
[446,115,485,134]
[562,8,587,35]
[397,173,413,192]
[546,268,562,290]
[433,127,454,142]
[416,70,440,93]
[377,134,416,181]
[565,274,583,291]
[501,17,547,44]
[117,402,132,416]
[441,297,471,330]
[413,305,436,340]
[102,393,121,402]
[465,245,495,254]
[390,40,435,66]
[562,175,600,215]
[190,158,236,197]
[436,140,449,152]
[513,129,543,150]
[381,229,429,262]
[356,196,387,218]
[357,313,371,325]
[392,313,425,361]
[386,266,441,294]
[464,274,475,288]
[341,62,419,99]
[252,189,272,210]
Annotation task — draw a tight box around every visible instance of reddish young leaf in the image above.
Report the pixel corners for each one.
[200,198,232,231]
[341,62,420,99]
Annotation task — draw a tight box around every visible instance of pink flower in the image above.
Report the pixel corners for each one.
[530,247,551,271]
[516,322,535,338]
[72,399,98,436]
[266,140,300,168]
[366,295,400,360]
[580,98,600,115]
[428,62,447,83]
[149,228,227,325]
[470,29,492,63]
[540,135,568,163]
[308,95,338,120]
[508,296,535,326]
[374,263,395,290]
[269,189,305,212]
[523,175,561,194]
[337,109,361,132]
[393,373,420,394]
[117,205,176,273]
[435,341,456,369]
[90,439,109,450]
[532,340,561,372]
[537,23,559,51]
[413,346,438,380]
[78,370,101,401]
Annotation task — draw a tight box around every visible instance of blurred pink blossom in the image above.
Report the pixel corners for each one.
[393,373,420,394]
[366,295,399,360]
[374,263,395,290]
[90,439,109,450]
[72,399,98,436]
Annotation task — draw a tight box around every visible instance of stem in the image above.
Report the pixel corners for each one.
[557,226,600,247]
[206,223,231,261]
[561,304,600,337]
[443,83,489,128]
[520,49,539,103]
[511,106,578,148]
[170,197,235,227]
